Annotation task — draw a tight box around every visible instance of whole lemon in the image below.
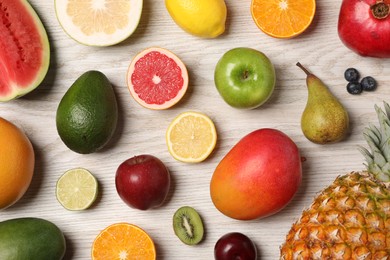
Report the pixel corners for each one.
[0,118,34,209]
[165,0,227,38]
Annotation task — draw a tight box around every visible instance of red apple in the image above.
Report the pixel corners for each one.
[210,129,302,220]
[115,155,170,210]
[338,0,390,57]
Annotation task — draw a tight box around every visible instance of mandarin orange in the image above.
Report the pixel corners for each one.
[92,223,156,260]
[251,0,316,38]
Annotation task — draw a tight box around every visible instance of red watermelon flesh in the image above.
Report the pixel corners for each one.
[0,0,50,101]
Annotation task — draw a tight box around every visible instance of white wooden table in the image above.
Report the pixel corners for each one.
[1,1,390,259]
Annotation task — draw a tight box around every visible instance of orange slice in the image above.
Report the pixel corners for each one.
[91,223,156,260]
[251,0,316,38]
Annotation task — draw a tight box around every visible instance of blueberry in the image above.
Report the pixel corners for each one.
[361,76,377,91]
[344,68,360,82]
[346,82,363,95]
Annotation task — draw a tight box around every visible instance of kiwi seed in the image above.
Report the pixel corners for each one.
[173,206,204,245]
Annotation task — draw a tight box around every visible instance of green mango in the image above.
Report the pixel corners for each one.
[0,218,66,260]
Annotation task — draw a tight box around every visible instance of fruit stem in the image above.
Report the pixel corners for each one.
[242,70,250,80]
[371,0,389,19]
[296,62,311,76]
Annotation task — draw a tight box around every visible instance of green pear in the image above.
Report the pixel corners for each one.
[297,63,349,144]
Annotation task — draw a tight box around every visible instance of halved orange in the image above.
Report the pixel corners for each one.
[91,223,156,260]
[251,0,316,38]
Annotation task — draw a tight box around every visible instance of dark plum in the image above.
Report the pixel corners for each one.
[214,232,257,260]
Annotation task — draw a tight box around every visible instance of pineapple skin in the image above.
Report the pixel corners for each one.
[280,171,390,260]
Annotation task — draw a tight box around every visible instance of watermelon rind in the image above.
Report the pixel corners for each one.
[0,0,50,102]
[54,0,143,47]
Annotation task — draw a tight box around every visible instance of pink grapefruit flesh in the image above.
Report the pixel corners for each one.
[0,0,50,101]
[127,47,189,110]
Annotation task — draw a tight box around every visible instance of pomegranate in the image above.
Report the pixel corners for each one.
[338,0,390,57]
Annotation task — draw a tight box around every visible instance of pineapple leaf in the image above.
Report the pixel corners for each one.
[369,124,381,142]
[373,150,387,167]
[357,145,374,166]
[375,104,390,145]
[380,162,390,175]
[368,163,387,180]
[375,166,390,182]
[381,138,390,162]
[361,102,390,182]
[364,126,381,146]
[384,101,390,118]
[373,103,390,161]
[363,131,382,155]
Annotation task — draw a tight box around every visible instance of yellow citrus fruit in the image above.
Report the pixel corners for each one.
[251,0,316,39]
[166,111,217,163]
[91,223,156,260]
[165,0,227,38]
[56,168,98,211]
[0,117,34,209]
[55,0,143,46]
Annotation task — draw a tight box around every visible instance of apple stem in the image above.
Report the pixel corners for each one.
[296,62,311,76]
[371,0,389,19]
[242,70,249,80]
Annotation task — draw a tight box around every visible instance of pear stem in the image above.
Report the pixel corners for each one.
[296,62,311,76]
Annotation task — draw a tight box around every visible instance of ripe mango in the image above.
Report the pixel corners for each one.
[210,129,302,220]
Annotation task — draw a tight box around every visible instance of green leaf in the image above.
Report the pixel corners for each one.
[375,104,390,145]
[383,101,390,118]
[373,150,387,167]
[363,131,382,155]
[364,126,381,147]
[358,145,373,165]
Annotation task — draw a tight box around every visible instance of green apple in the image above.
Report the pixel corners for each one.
[214,47,276,109]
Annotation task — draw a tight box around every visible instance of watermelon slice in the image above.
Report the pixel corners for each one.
[0,0,50,102]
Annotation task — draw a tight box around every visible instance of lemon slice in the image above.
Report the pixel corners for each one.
[56,168,98,211]
[166,111,217,163]
[55,0,143,46]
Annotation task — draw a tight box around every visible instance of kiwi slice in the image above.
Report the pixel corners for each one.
[173,206,204,245]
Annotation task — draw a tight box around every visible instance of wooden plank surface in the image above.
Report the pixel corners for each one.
[1,0,390,259]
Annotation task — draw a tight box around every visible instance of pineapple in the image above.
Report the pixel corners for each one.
[280,102,390,259]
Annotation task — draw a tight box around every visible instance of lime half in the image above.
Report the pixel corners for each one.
[56,168,98,211]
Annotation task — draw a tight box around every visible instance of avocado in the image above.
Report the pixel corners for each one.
[0,218,66,260]
[56,70,118,154]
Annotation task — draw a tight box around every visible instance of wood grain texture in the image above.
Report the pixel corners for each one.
[1,0,390,259]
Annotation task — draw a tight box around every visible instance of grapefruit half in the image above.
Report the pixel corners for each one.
[127,47,189,110]
[55,0,143,46]
[0,0,50,101]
